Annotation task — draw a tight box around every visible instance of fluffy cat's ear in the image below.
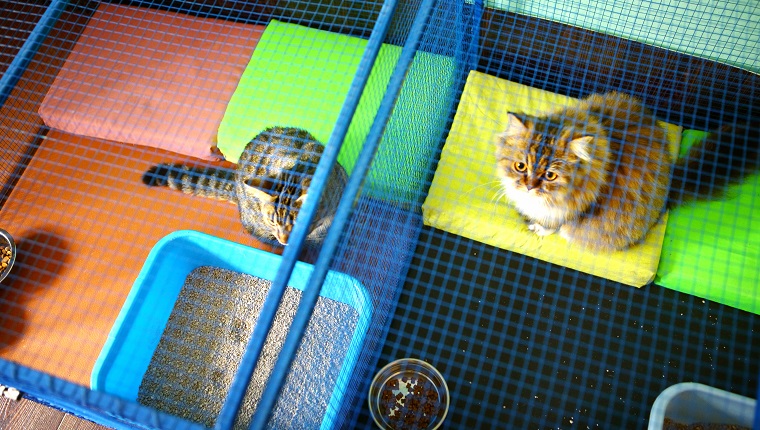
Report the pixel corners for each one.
[244,177,276,202]
[569,136,594,162]
[503,113,529,137]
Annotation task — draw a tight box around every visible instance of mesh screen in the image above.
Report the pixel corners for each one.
[0,0,758,429]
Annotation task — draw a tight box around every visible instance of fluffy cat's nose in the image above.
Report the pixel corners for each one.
[525,178,541,190]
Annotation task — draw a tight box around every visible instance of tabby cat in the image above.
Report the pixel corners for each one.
[495,92,759,251]
[143,126,347,246]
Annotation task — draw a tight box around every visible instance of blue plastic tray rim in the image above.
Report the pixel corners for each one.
[91,230,372,430]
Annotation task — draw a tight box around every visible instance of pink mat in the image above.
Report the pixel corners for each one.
[39,3,265,160]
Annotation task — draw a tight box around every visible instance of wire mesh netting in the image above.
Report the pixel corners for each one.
[0,0,759,429]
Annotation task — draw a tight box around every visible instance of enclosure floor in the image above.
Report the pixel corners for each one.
[0,0,282,391]
[0,396,110,430]
[0,129,280,386]
[366,226,760,429]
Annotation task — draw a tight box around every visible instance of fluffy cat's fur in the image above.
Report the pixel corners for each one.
[495,92,759,252]
[143,126,347,246]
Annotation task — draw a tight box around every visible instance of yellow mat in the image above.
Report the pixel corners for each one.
[422,71,681,287]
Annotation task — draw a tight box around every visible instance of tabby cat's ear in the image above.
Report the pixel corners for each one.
[503,113,529,137]
[569,136,594,162]
[293,177,312,207]
[244,177,276,202]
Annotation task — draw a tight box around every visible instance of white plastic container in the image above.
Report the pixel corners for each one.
[648,382,756,429]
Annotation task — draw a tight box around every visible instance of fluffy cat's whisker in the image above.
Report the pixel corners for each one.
[468,179,503,194]
[486,190,512,219]
[490,189,508,203]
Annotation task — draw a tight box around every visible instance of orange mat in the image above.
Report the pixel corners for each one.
[0,129,278,386]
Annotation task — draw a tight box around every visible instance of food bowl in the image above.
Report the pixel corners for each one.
[0,229,16,282]
[368,358,449,430]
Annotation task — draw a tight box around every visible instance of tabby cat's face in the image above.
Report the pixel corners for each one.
[260,198,301,245]
[495,113,605,225]
[241,175,309,246]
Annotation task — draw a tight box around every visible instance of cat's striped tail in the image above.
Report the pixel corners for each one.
[142,163,237,203]
[668,122,760,208]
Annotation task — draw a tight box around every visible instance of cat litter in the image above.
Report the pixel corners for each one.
[91,230,372,429]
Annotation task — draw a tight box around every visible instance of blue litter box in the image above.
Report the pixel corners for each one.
[91,230,372,429]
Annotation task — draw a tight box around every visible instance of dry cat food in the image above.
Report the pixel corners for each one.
[1,245,12,270]
[663,418,751,430]
[379,375,443,430]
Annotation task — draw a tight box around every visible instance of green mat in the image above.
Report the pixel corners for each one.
[657,130,760,315]
[218,19,454,204]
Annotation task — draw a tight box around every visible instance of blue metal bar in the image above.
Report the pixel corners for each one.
[340,2,486,426]
[0,0,70,108]
[466,0,484,69]
[248,1,440,429]
[215,2,401,429]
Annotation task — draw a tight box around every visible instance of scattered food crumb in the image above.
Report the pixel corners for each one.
[663,418,751,430]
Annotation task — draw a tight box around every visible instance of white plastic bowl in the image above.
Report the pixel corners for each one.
[368,358,450,430]
[648,382,756,429]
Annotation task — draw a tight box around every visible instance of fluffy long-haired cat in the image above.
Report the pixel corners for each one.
[495,92,759,251]
[143,126,347,246]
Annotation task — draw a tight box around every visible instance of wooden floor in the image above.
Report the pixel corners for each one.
[0,396,111,430]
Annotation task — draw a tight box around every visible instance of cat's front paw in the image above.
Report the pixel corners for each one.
[528,223,557,237]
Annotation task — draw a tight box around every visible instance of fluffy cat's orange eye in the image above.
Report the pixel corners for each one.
[513,161,527,172]
[544,171,558,181]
